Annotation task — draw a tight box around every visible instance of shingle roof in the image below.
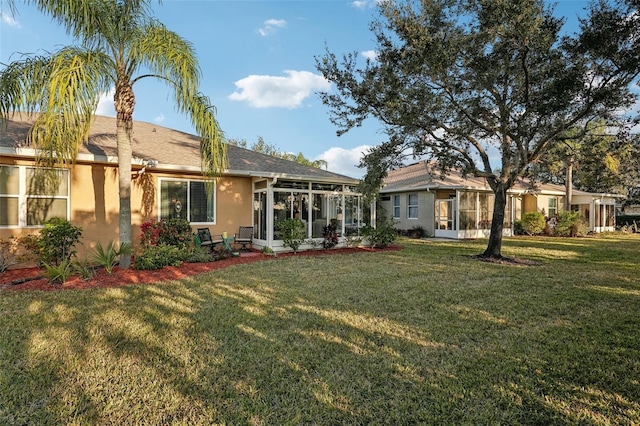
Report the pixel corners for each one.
[1,113,358,184]
[381,160,572,195]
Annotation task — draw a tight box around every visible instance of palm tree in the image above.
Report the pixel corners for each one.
[0,0,226,268]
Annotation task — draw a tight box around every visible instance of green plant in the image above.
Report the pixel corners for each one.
[139,218,193,250]
[261,246,276,256]
[305,238,322,250]
[554,211,588,237]
[322,224,338,249]
[73,258,96,281]
[344,234,363,248]
[38,218,83,266]
[361,218,397,248]
[0,238,19,273]
[43,259,74,285]
[276,219,306,253]
[520,212,546,236]
[92,241,131,273]
[513,220,525,235]
[133,244,184,270]
[407,225,427,239]
[185,247,215,263]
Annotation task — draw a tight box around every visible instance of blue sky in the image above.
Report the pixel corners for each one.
[1,0,594,177]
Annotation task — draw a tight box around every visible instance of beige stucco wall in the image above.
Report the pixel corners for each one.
[0,158,253,259]
[380,191,435,236]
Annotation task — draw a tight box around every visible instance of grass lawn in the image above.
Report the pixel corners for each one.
[1,234,639,424]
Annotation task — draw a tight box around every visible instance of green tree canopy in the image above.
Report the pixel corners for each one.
[316,0,640,258]
[228,136,328,170]
[1,0,225,268]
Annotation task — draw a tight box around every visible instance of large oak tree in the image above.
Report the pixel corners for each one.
[1,0,225,268]
[316,0,639,258]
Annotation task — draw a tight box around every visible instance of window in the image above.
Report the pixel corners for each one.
[548,197,558,217]
[407,194,418,219]
[459,191,477,229]
[160,179,215,223]
[393,195,400,219]
[478,193,494,229]
[0,166,69,227]
[0,166,19,226]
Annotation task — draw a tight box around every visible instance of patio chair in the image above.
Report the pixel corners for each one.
[234,226,254,251]
[197,228,223,252]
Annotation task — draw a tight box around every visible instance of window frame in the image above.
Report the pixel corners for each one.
[0,165,70,228]
[407,193,419,219]
[158,177,216,225]
[392,195,400,219]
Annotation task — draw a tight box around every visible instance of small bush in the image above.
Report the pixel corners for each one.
[513,220,525,235]
[0,238,20,272]
[344,235,363,248]
[276,219,306,253]
[185,247,215,263]
[362,218,397,248]
[133,244,184,270]
[520,212,546,236]
[92,241,131,273]
[139,218,193,250]
[37,218,83,266]
[73,258,96,281]
[43,259,74,285]
[406,225,427,239]
[554,211,588,237]
[322,224,338,250]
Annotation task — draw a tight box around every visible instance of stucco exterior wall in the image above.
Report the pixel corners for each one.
[380,191,435,236]
[0,159,253,259]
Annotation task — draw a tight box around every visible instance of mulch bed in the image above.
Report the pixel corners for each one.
[1,245,402,292]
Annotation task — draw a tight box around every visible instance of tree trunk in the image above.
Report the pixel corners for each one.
[116,118,133,268]
[115,82,135,269]
[565,156,573,211]
[481,184,508,259]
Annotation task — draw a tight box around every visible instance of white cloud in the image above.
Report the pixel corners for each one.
[154,113,165,124]
[229,70,332,109]
[258,18,286,36]
[95,89,116,116]
[361,50,378,61]
[351,1,368,9]
[318,145,372,178]
[0,11,21,28]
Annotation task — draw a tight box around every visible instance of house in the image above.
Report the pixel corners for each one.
[0,113,372,255]
[379,161,620,239]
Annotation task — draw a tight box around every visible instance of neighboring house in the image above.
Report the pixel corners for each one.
[379,161,620,239]
[0,113,371,255]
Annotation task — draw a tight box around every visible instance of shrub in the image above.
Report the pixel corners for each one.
[322,224,338,249]
[43,259,74,285]
[0,238,20,273]
[362,218,397,248]
[406,225,427,239]
[344,235,363,248]
[38,218,82,265]
[276,219,306,253]
[92,241,131,273]
[520,212,546,235]
[139,218,192,250]
[133,244,184,270]
[184,247,215,263]
[73,258,96,281]
[554,211,588,237]
[513,220,525,235]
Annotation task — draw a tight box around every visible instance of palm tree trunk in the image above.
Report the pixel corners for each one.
[481,184,508,259]
[116,117,133,268]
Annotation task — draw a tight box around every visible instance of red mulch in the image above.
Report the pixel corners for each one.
[1,245,402,292]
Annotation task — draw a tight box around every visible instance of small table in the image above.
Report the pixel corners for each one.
[222,237,234,251]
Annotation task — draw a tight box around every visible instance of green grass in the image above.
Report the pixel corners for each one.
[1,234,639,424]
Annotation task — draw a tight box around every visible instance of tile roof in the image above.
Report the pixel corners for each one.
[1,113,358,184]
[381,160,575,195]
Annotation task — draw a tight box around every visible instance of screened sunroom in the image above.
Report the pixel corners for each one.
[252,179,373,251]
